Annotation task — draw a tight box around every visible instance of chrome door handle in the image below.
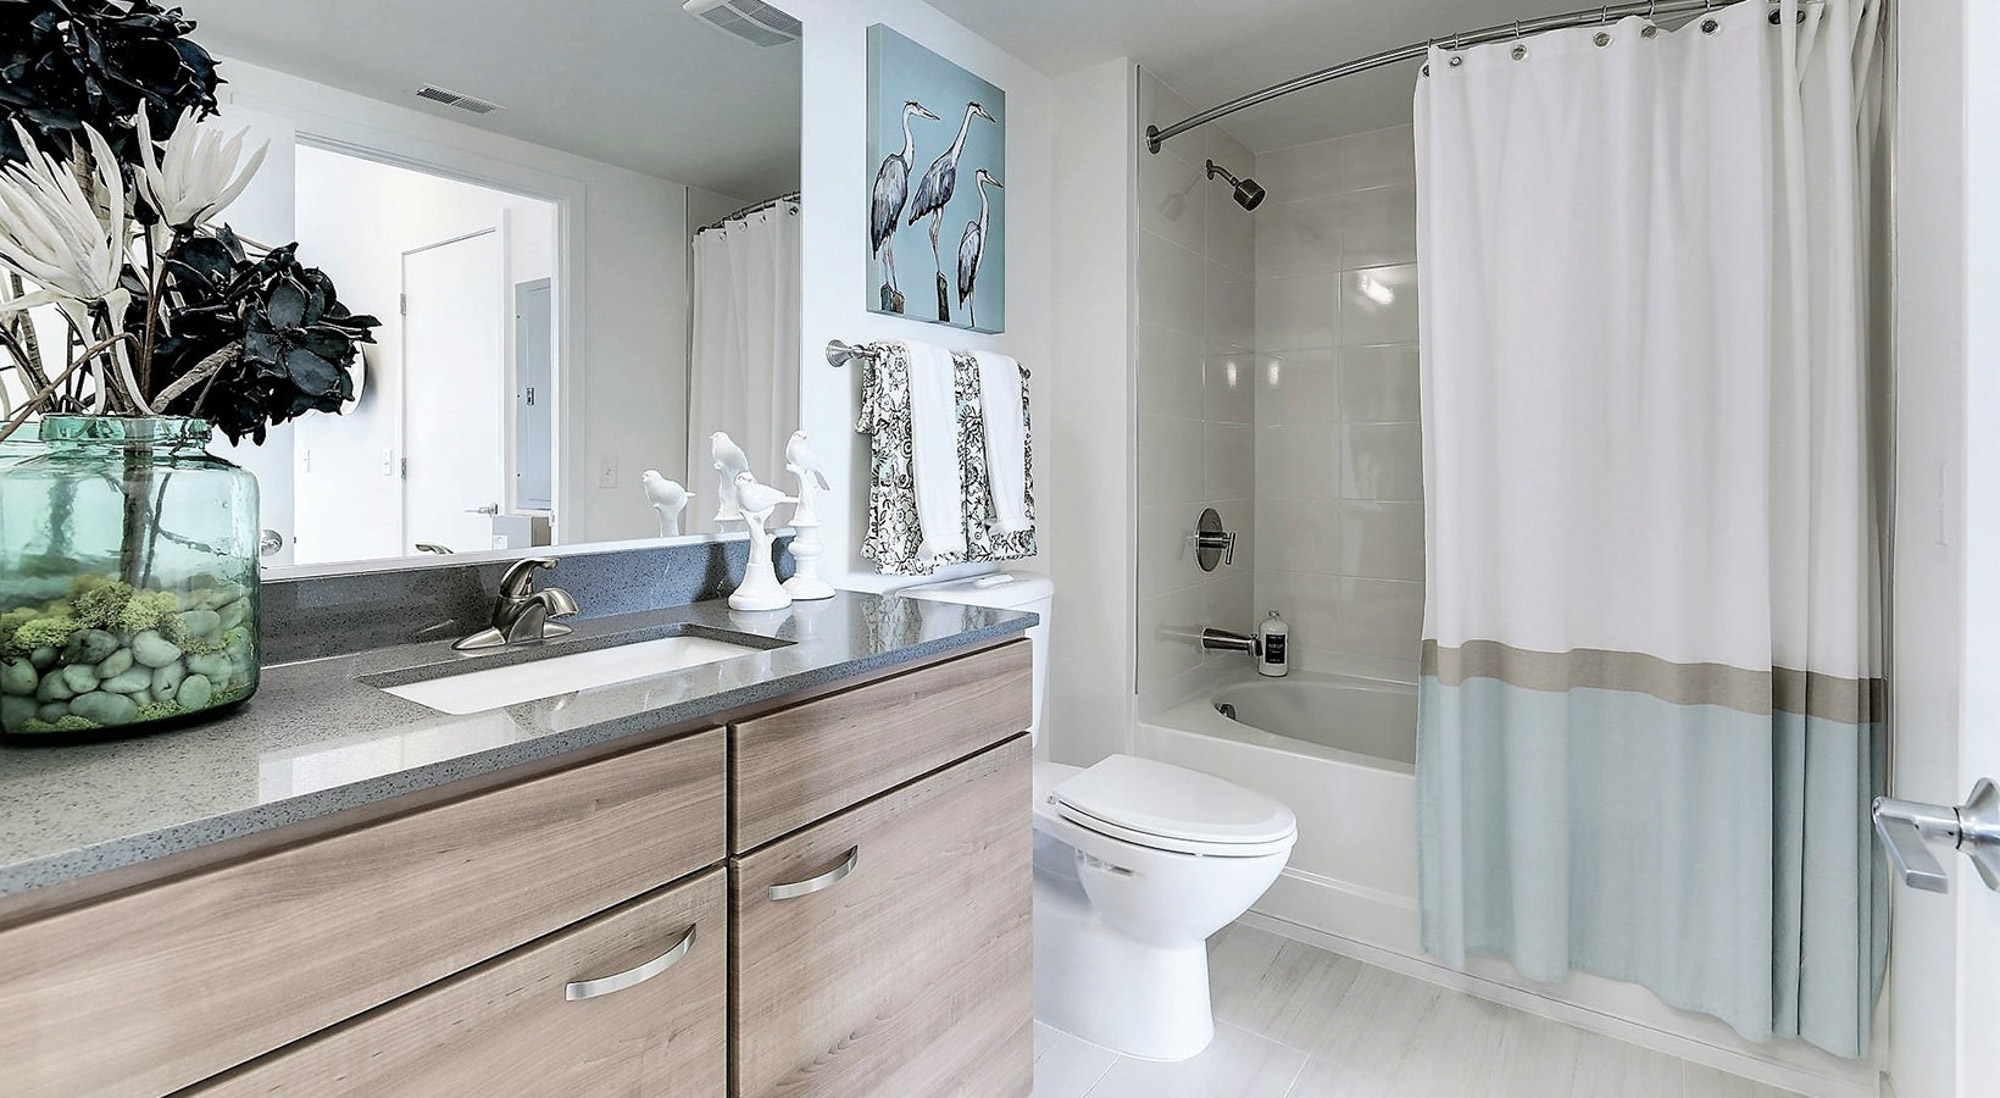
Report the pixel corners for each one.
[768,846,859,901]
[563,923,697,1001]
[1873,778,2000,893]
[467,503,500,515]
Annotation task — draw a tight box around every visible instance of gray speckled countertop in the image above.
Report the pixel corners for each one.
[0,592,1033,900]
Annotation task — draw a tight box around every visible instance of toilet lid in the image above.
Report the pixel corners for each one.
[1049,755,1297,851]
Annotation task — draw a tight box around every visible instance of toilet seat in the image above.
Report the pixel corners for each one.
[1037,756,1297,859]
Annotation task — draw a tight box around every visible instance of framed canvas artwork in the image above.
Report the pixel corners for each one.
[866,24,1005,333]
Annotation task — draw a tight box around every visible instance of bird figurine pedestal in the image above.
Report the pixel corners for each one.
[783,517,835,601]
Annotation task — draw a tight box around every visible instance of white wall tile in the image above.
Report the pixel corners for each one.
[1253,509,1339,576]
[1327,577,1426,662]
[1332,500,1426,581]
[1339,264,1420,346]
[1206,422,1256,500]
[1337,125,1417,193]
[1139,149,1207,256]
[1337,185,1419,269]
[1255,140,1343,202]
[1254,194,1342,278]
[1137,230,1205,337]
[1139,503,1205,598]
[1339,423,1425,501]
[1137,321,1204,420]
[1338,344,1421,422]
[1138,583,1207,687]
[1140,413,1206,506]
[1205,566,1257,641]
[1254,272,1336,353]
[1255,425,1337,501]
[1204,261,1255,353]
[1139,71,1195,164]
[1205,354,1256,425]
[1255,351,1337,427]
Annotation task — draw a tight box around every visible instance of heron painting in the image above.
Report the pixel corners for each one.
[866,24,1005,332]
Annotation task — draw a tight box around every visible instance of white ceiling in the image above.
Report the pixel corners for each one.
[180,0,801,200]
[924,0,1568,151]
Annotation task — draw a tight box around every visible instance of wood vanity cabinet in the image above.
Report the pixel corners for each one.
[0,637,1035,1098]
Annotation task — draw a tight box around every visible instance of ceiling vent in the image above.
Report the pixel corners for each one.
[413,84,504,116]
[683,0,802,47]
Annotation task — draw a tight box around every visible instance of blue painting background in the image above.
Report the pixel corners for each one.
[866,24,1006,333]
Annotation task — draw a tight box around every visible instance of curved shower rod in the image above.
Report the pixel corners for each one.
[1145,0,1820,154]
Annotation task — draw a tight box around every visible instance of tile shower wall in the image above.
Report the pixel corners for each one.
[1134,69,1258,706]
[1253,126,1425,682]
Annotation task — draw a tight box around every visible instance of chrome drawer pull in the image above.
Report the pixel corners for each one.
[768,846,860,901]
[564,923,697,1002]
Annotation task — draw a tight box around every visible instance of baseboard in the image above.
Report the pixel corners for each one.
[1238,910,1884,1098]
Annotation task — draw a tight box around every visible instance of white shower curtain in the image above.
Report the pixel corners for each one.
[688,201,801,533]
[1415,0,1886,1058]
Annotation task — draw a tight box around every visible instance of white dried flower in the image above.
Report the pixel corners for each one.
[0,120,127,312]
[134,108,267,233]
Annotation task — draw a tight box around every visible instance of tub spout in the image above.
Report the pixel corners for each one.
[1199,627,1261,658]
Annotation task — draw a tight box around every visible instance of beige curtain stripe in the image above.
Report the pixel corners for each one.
[1421,640,1884,724]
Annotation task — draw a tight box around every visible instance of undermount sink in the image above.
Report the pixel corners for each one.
[381,634,765,715]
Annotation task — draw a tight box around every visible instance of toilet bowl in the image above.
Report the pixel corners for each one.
[900,573,1299,1062]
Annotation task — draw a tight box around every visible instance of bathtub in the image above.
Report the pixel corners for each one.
[1136,671,1422,953]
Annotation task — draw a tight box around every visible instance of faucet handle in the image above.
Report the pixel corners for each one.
[499,556,558,598]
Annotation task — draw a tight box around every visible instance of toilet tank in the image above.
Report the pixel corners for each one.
[898,572,1052,744]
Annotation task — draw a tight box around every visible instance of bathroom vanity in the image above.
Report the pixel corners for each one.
[0,591,1035,1098]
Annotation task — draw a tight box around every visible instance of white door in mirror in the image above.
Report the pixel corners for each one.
[382,636,761,714]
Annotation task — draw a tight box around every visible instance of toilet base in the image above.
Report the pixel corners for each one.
[1032,854,1216,1062]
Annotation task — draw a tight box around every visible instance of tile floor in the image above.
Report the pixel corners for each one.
[1032,924,1800,1098]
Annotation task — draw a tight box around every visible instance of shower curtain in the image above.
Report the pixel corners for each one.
[1413,0,1887,1059]
[688,201,801,533]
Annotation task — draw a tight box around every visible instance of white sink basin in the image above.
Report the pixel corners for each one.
[382,634,763,715]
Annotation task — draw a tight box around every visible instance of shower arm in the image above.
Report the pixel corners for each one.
[1145,0,1821,155]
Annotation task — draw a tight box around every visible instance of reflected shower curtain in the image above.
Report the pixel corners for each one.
[688,201,801,534]
[1413,0,1887,1058]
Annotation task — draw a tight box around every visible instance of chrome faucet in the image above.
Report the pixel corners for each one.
[454,557,580,651]
[1199,627,1261,658]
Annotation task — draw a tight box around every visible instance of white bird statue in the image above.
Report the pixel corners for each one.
[733,471,795,520]
[640,470,690,537]
[711,431,750,521]
[728,471,797,612]
[785,430,831,490]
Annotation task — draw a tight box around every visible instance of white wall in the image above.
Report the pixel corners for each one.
[1887,3,1966,1097]
[783,0,1053,593]
[290,148,554,564]
[1252,125,1424,685]
[1134,69,1258,711]
[1048,57,1138,767]
[216,57,690,548]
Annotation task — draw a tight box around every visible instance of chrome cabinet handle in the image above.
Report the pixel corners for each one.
[768,846,860,901]
[563,923,697,1002]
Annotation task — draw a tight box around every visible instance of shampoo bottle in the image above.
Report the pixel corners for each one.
[1257,610,1289,677]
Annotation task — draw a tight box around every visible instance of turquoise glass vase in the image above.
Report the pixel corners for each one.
[0,417,259,737]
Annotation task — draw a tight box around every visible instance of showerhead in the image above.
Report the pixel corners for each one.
[1206,159,1266,211]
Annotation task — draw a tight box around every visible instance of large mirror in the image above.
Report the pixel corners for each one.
[147,0,803,569]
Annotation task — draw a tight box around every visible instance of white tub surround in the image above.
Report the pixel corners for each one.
[1414,0,1888,1060]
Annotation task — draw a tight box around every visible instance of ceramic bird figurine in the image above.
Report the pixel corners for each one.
[733,471,794,520]
[728,471,797,612]
[711,431,750,521]
[640,470,690,537]
[785,431,831,492]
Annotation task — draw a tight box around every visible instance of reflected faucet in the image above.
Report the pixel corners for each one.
[455,557,580,651]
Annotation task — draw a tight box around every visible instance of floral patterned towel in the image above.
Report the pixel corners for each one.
[856,341,1037,576]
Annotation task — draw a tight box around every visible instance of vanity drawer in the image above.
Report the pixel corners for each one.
[189,867,728,1096]
[0,727,725,1098]
[730,639,1032,851]
[730,734,1033,1098]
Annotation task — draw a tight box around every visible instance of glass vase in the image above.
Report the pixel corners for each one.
[0,417,260,738]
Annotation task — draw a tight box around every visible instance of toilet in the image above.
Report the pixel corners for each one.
[900,573,1298,1062]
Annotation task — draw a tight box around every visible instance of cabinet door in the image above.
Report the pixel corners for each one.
[731,736,1033,1098]
[191,868,728,1097]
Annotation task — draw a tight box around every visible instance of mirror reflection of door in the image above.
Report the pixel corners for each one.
[513,279,555,514]
[403,229,506,555]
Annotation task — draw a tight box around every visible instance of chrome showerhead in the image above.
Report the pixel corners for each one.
[1206,159,1266,211]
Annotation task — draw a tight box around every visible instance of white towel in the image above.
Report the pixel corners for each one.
[902,339,966,562]
[970,350,1031,535]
